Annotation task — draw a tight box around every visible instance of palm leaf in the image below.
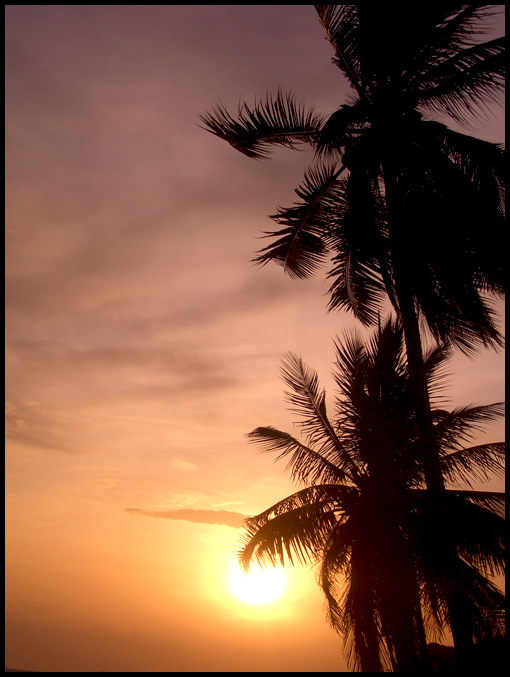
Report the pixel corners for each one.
[240,502,333,568]
[409,489,505,638]
[440,442,505,488]
[417,122,505,296]
[415,279,504,356]
[363,317,408,384]
[402,5,492,92]
[416,37,505,122]
[315,101,370,157]
[319,518,387,672]
[279,353,356,468]
[434,403,505,451]
[315,5,364,95]
[240,484,359,570]
[422,343,452,408]
[446,561,505,639]
[452,489,505,518]
[327,255,388,327]
[445,492,505,577]
[254,161,346,279]
[247,426,352,486]
[326,169,389,325]
[332,327,366,399]
[411,489,505,583]
[331,321,419,479]
[384,128,505,353]
[404,122,504,317]
[426,122,505,212]
[199,90,324,159]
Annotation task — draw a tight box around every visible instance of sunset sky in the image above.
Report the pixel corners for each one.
[6,5,505,672]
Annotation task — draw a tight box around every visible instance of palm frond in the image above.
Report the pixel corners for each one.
[422,343,452,408]
[445,491,505,578]
[416,37,505,123]
[242,484,359,535]
[424,122,505,211]
[410,489,505,638]
[434,403,505,451]
[253,161,346,279]
[326,170,389,325]
[419,551,505,641]
[411,489,505,580]
[240,484,359,570]
[336,319,408,420]
[315,5,364,96]
[447,561,505,639]
[440,442,505,488]
[416,281,504,356]
[315,102,370,157]
[416,122,505,297]
[279,353,353,467]
[198,90,324,159]
[327,256,388,327]
[388,129,505,354]
[363,316,407,384]
[414,5,502,63]
[247,426,352,485]
[333,327,366,399]
[240,502,333,569]
[319,518,388,672]
[332,320,425,482]
[319,523,352,634]
[452,489,505,519]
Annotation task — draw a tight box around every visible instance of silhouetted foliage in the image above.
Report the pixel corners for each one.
[201,6,505,353]
[427,633,506,673]
[427,643,456,672]
[202,7,505,667]
[240,320,504,672]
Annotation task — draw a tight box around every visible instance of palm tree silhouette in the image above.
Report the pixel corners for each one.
[240,319,504,672]
[201,6,505,665]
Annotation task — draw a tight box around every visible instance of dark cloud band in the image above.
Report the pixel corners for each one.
[126,507,248,529]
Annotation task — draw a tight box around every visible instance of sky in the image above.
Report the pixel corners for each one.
[5,5,505,673]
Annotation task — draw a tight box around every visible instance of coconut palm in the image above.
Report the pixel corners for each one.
[199,3,505,438]
[240,319,504,672]
[200,7,505,663]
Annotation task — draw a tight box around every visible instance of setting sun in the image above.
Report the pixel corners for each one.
[228,562,286,605]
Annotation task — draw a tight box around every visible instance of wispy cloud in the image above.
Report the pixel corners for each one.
[125,507,248,528]
[170,458,197,471]
[5,399,75,453]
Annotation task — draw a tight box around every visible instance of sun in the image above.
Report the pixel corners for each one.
[228,562,286,605]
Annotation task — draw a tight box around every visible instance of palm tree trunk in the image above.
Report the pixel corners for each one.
[384,554,430,672]
[393,280,445,492]
[392,258,475,673]
[379,497,430,672]
[383,166,475,671]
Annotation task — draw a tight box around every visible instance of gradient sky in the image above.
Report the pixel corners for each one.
[5,5,505,672]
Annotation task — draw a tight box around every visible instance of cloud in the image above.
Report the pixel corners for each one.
[5,399,75,453]
[125,507,248,529]
[6,337,241,408]
[170,459,197,471]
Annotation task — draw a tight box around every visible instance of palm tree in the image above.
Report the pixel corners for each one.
[200,6,505,664]
[240,319,504,672]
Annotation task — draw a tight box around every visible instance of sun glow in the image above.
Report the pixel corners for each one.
[228,562,286,605]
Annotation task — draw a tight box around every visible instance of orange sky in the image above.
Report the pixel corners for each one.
[5,5,505,672]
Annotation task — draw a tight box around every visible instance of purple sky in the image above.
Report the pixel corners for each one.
[6,5,505,672]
